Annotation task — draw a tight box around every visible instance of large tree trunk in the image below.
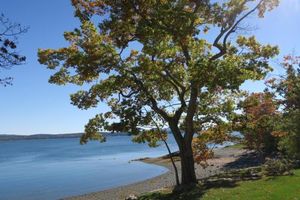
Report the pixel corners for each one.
[179,82,198,185]
[169,122,197,185]
[179,142,197,185]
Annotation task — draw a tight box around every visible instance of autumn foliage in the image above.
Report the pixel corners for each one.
[236,92,284,156]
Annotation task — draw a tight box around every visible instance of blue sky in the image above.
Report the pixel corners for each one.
[0,0,299,135]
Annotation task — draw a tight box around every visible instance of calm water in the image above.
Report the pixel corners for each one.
[0,136,178,200]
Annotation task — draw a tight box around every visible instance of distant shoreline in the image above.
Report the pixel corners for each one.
[0,132,130,141]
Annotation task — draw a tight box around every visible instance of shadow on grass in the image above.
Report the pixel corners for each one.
[138,178,239,200]
[223,151,263,170]
[138,152,263,200]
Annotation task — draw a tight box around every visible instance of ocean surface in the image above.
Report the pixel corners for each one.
[0,135,178,200]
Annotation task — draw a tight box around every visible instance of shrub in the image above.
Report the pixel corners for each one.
[262,158,294,176]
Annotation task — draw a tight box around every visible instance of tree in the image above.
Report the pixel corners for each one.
[235,92,283,158]
[38,0,279,185]
[0,14,27,86]
[268,55,300,159]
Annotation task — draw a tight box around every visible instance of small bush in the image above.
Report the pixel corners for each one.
[262,158,294,176]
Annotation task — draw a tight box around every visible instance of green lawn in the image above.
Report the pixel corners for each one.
[139,169,300,200]
[202,169,300,200]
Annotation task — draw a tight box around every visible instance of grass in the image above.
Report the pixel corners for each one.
[138,169,300,200]
[202,169,300,200]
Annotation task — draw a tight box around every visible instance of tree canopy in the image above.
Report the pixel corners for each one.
[268,55,300,159]
[38,0,279,185]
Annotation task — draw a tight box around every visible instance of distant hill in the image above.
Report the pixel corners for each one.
[0,133,83,141]
[0,132,129,141]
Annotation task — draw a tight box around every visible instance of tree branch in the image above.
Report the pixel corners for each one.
[210,0,264,61]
